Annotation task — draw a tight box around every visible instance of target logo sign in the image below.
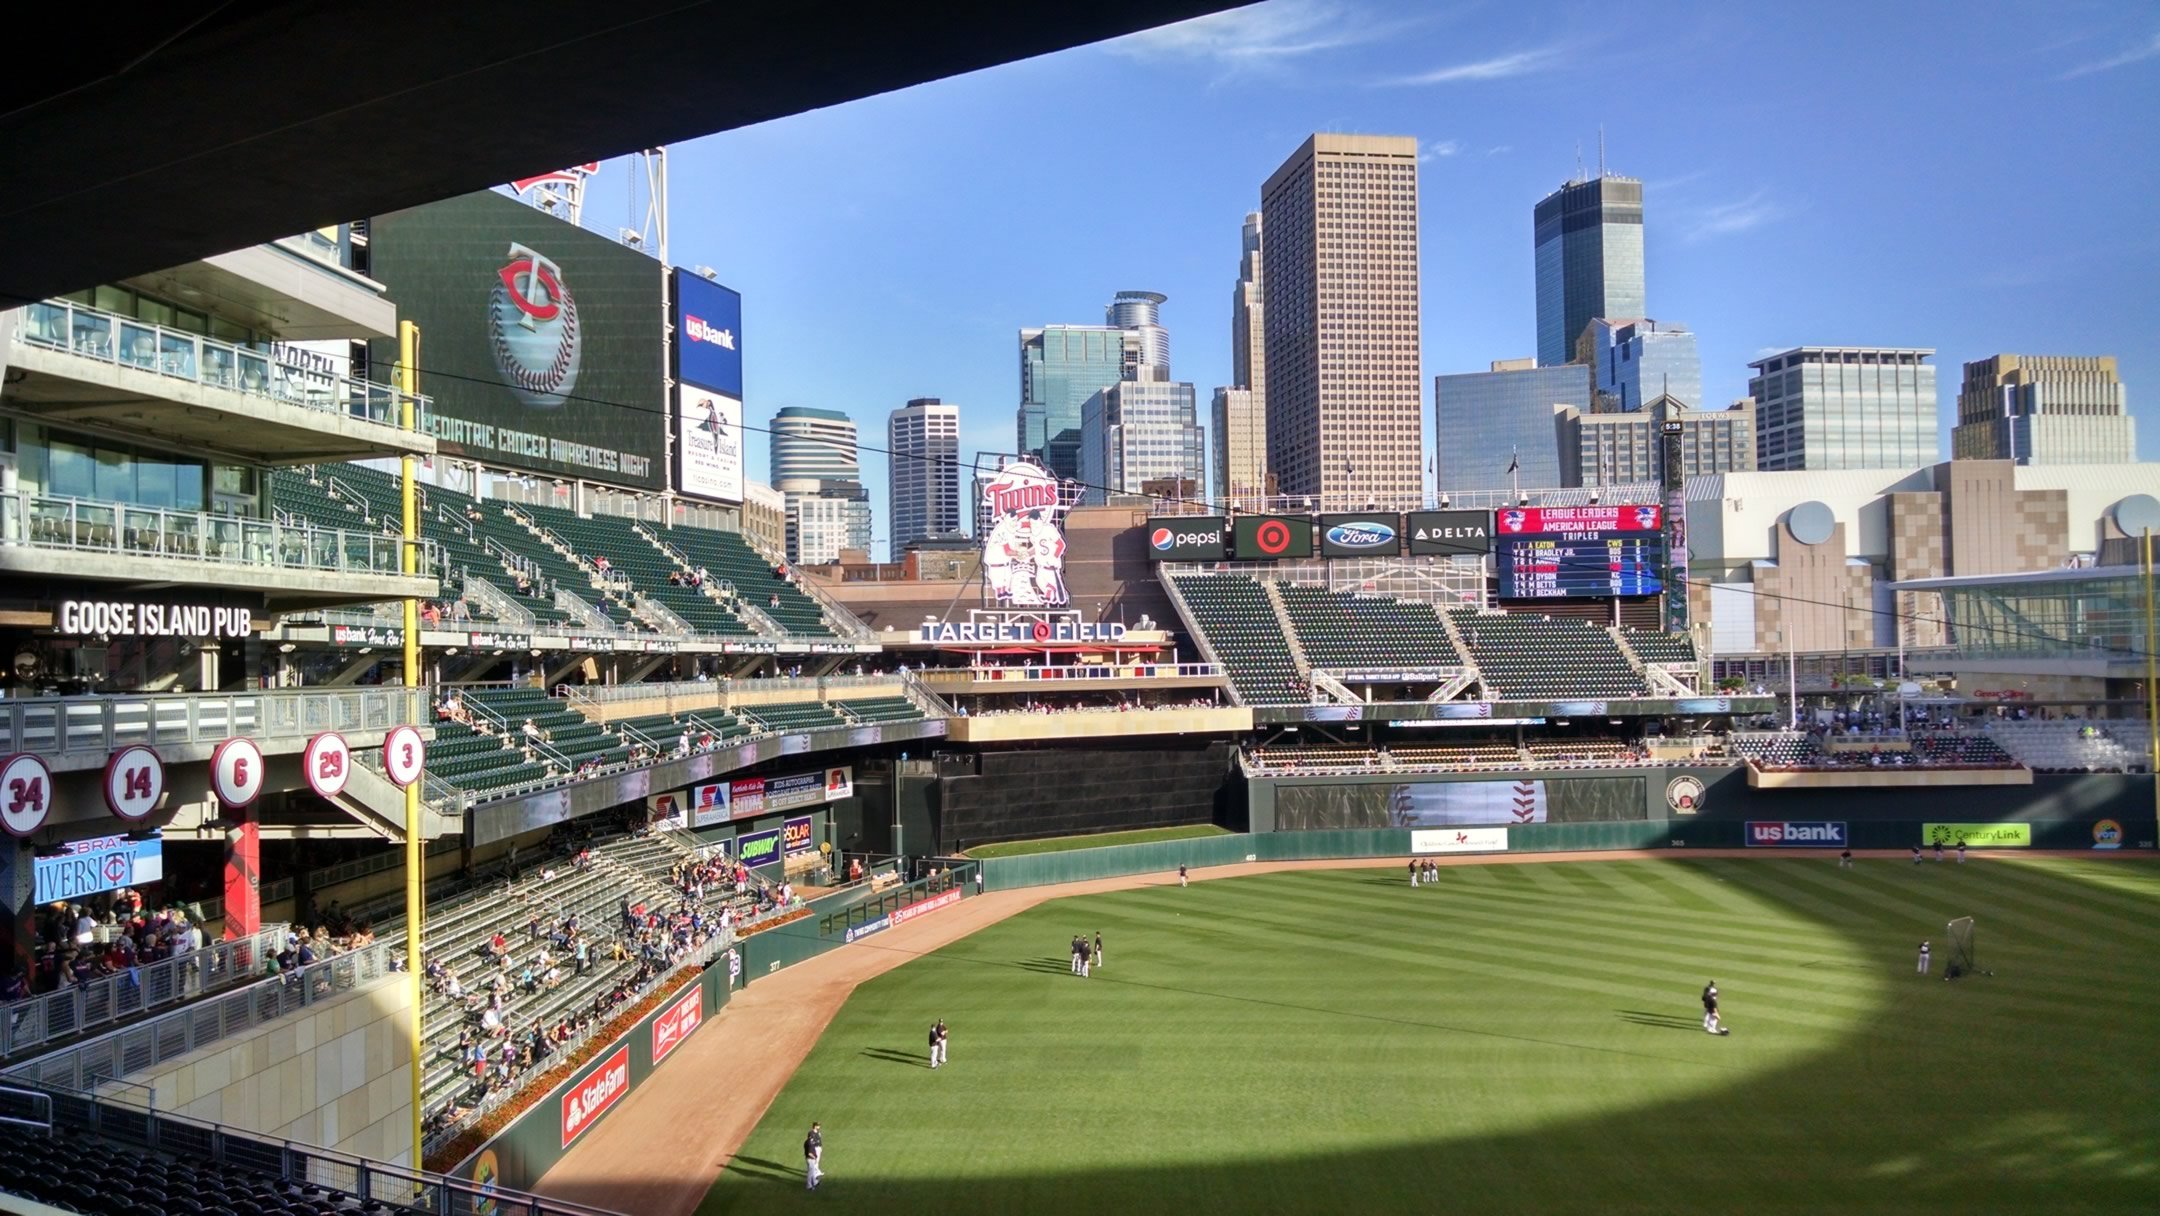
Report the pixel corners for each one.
[383,725,427,788]
[210,738,266,809]
[1,753,55,837]
[1255,519,1295,554]
[104,745,166,822]
[304,733,353,799]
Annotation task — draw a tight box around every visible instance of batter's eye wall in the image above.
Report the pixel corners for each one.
[933,743,1237,851]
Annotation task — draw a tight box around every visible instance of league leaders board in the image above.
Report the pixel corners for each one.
[1491,504,1665,600]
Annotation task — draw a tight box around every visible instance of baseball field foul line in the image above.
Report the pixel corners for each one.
[526,848,2119,1216]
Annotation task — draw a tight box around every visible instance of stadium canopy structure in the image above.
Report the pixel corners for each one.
[0,1,1233,303]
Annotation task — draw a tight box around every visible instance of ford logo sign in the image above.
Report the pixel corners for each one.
[1326,522,1396,549]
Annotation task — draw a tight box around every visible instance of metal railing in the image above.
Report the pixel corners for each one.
[1,926,289,1061]
[13,1076,621,1216]
[2,490,440,580]
[13,298,432,432]
[954,661,1223,682]
[576,673,909,705]
[6,938,400,1092]
[0,686,426,759]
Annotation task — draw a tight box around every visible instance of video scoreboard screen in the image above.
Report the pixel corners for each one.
[1492,505,1665,600]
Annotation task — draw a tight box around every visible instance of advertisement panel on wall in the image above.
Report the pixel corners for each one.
[687,764,852,825]
[1745,821,1848,848]
[1145,516,1228,562]
[1923,822,2032,848]
[34,834,164,903]
[1405,510,1492,557]
[1411,827,1509,855]
[736,828,783,869]
[782,815,816,855]
[367,189,666,489]
[687,781,730,829]
[1318,513,1403,558]
[1233,514,1313,560]
[672,271,744,504]
[1275,777,1648,830]
[675,384,743,504]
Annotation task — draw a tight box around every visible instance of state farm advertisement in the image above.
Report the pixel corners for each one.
[560,1045,631,1148]
[1410,827,1510,855]
[651,986,703,1066]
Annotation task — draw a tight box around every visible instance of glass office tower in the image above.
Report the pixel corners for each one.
[1018,325,1135,483]
[1582,318,1701,411]
[1433,361,1592,492]
[1534,176,1645,368]
[1749,346,1940,470]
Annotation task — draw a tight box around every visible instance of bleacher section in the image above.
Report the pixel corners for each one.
[1171,574,1305,705]
[664,525,835,637]
[1524,738,1638,764]
[424,720,548,797]
[466,687,629,771]
[1451,611,1654,700]
[1276,583,1464,673]
[738,700,846,733]
[835,696,925,723]
[414,832,717,1132]
[524,503,754,638]
[1622,629,1698,665]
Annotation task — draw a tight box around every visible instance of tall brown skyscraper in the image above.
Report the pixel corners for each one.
[1260,134,1423,507]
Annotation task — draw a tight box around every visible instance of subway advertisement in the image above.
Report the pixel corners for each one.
[672,272,745,504]
[367,189,666,489]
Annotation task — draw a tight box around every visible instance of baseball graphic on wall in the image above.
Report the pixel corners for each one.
[490,241,582,410]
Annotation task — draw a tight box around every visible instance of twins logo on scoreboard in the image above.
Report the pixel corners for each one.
[1746,821,1848,848]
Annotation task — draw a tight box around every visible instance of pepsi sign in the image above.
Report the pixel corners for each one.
[1320,514,1403,558]
[1745,821,1848,848]
[1144,516,1228,562]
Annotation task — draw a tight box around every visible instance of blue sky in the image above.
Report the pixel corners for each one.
[596,0,2156,555]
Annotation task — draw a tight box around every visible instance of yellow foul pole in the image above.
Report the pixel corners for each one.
[398,321,426,1166]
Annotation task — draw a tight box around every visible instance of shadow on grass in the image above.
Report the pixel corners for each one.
[1616,1009,1705,1032]
[1015,957,1079,976]
[723,1154,801,1184]
[858,1047,927,1068]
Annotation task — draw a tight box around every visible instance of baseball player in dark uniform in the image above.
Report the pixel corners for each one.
[1178,863,1188,888]
[804,1122,823,1190]
[1408,858,1420,888]
[1839,847,1853,869]
[1917,940,1931,976]
[1092,932,1103,970]
[1701,981,1727,1034]
[928,1020,942,1069]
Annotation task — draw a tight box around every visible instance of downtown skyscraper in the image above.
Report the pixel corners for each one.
[1018,292,1171,485]
[770,405,871,563]
[1261,134,1423,507]
[887,398,962,552]
[1534,174,1645,368]
[1213,211,1268,505]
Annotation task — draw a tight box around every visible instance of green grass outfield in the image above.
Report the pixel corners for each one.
[964,823,1231,859]
[703,857,2158,1215]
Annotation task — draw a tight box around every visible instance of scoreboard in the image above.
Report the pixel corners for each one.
[1492,505,1665,600]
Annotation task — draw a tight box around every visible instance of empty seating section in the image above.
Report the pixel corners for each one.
[835,696,924,723]
[1909,734,2015,767]
[1524,738,1637,764]
[524,504,752,637]
[1622,629,1698,665]
[465,687,629,770]
[1389,742,1528,769]
[0,1122,386,1216]
[1172,574,1305,705]
[1276,583,1463,672]
[424,720,547,796]
[739,701,846,733]
[1451,611,1653,700]
[1731,732,1819,766]
[1734,730,2018,769]
[665,525,836,636]
[1248,746,1375,770]
[1982,720,2148,772]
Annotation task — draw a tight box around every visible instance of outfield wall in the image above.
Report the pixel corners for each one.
[934,743,1237,851]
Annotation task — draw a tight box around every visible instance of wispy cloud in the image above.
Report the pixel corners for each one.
[2060,31,2160,79]
[1485,144,1512,156]
[1110,1,1391,68]
[1419,139,1464,162]
[1685,190,1789,241]
[1387,43,1568,85]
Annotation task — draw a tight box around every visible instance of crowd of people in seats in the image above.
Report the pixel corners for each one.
[959,693,1222,717]
[6,890,208,1002]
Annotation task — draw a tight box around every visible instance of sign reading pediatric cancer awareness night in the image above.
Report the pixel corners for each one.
[980,460,1068,607]
[1493,504,1665,600]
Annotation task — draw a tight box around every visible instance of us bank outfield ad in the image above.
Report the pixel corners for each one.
[673,272,744,504]
[368,189,667,490]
